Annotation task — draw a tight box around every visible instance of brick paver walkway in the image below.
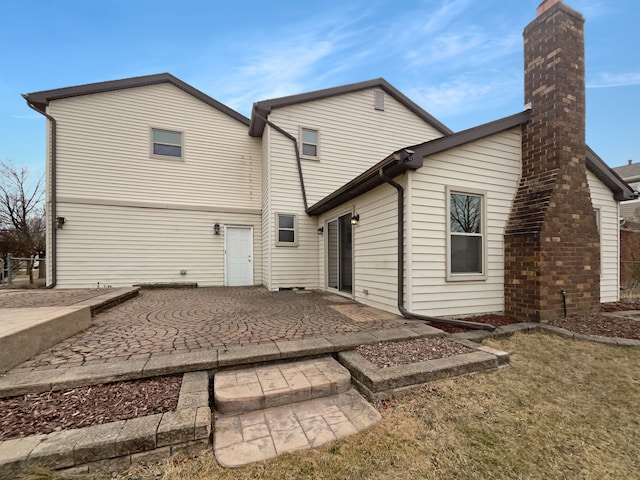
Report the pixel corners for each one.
[11,287,406,373]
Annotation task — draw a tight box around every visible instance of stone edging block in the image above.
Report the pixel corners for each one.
[0,370,211,478]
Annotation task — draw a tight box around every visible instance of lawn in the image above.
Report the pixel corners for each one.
[32,332,640,480]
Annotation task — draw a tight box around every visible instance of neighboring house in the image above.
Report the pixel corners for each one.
[24,0,634,321]
[612,160,640,220]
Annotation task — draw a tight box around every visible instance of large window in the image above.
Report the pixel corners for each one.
[448,189,485,280]
[276,213,297,246]
[301,128,319,159]
[151,128,183,159]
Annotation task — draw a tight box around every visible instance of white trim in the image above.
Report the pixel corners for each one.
[150,127,184,160]
[299,126,320,160]
[224,225,254,286]
[275,213,298,246]
[446,186,488,282]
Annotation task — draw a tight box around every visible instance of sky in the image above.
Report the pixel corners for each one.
[1,0,638,182]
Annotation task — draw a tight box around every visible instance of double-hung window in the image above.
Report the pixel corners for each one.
[151,128,183,159]
[447,189,486,280]
[301,128,319,159]
[276,213,297,246]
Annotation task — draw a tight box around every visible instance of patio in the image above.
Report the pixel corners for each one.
[4,286,421,375]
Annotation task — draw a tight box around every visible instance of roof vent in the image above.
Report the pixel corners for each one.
[374,90,384,111]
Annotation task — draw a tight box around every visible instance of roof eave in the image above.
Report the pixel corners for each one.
[248,78,452,138]
[585,146,636,201]
[23,73,250,126]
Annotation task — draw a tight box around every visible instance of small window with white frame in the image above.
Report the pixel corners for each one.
[301,127,319,159]
[447,188,486,280]
[151,128,183,159]
[276,213,297,246]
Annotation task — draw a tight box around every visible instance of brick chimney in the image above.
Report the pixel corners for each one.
[504,0,600,321]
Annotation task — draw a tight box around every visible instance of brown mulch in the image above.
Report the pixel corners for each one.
[0,375,181,441]
[546,314,640,340]
[357,337,475,368]
[601,300,640,312]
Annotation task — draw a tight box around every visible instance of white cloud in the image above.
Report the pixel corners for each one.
[588,72,640,88]
[406,71,521,119]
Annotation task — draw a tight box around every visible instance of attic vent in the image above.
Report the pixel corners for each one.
[374,90,384,111]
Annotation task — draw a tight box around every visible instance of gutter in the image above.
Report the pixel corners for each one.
[253,111,309,213]
[378,164,495,332]
[24,98,57,288]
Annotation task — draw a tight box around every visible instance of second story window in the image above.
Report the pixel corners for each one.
[301,128,319,159]
[151,128,183,159]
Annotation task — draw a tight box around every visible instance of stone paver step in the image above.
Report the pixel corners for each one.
[214,356,350,414]
[214,388,381,468]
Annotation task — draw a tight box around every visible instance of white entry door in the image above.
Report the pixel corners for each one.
[225,226,253,286]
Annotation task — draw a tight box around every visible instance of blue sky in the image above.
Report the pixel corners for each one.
[1,0,638,181]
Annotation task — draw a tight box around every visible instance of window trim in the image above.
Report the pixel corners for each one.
[276,213,298,247]
[446,186,487,282]
[150,127,184,160]
[300,126,319,160]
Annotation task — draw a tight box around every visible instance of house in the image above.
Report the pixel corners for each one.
[612,160,640,220]
[24,0,634,322]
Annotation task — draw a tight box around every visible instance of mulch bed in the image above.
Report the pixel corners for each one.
[0,375,181,441]
[357,337,475,368]
[546,314,640,340]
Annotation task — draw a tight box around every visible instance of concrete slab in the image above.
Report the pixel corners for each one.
[217,343,281,367]
[143,350,218,377]
[214,356,351,414]
[214,388,380,468]
[0,306,91,373]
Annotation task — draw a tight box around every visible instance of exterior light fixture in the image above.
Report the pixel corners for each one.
[214,223,221,235]
[351,214,360,225]
[317,226,324,235]
[56,216,66,229]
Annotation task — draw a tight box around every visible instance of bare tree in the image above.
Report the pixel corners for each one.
[450,193,481,233]
[0,160,45,267]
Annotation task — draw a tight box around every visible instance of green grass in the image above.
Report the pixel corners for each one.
[25,332,640,480]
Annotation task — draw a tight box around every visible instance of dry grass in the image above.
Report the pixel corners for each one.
[27,333,640,480]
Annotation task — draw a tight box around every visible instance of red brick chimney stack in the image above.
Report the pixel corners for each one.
[504,1,601,321]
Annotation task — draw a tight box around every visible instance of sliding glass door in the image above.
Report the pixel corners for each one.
[327,213,353,293]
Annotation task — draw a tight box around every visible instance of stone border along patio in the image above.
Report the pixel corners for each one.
[0,371,211,478]
[0,319,638,475]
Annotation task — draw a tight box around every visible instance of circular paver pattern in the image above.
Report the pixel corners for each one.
[13,287,407,372]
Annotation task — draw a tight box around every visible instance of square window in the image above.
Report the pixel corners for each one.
[448,190,485,279]
[276,213,297,246]
[301,128,318,158]
[152,128,183,159]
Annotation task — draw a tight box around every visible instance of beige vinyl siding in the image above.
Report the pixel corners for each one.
[49,82,261,210]
[55,202,261,288]
[266,88,443,290]
[408,128,522,317]
[587,169,620,302]
[317,181,402,313]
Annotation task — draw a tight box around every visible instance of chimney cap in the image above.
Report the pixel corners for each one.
[537,0,563,16]
[629,159,634,165]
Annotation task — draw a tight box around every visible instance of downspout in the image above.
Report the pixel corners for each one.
[254,112,309,213]
[24,99,57,288]
[379,168,495,331]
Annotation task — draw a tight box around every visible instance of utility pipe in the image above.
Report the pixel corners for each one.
[24,99,57,288]
[378,167,495,331]
[253,112,309,213]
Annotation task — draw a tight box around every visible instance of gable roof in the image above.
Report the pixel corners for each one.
[307,110,531,216]
[248,78,453,137]
[307,110,635,215]
[23,73,250,126]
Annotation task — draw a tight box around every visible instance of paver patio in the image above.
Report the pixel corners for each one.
[5,287,411,374]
